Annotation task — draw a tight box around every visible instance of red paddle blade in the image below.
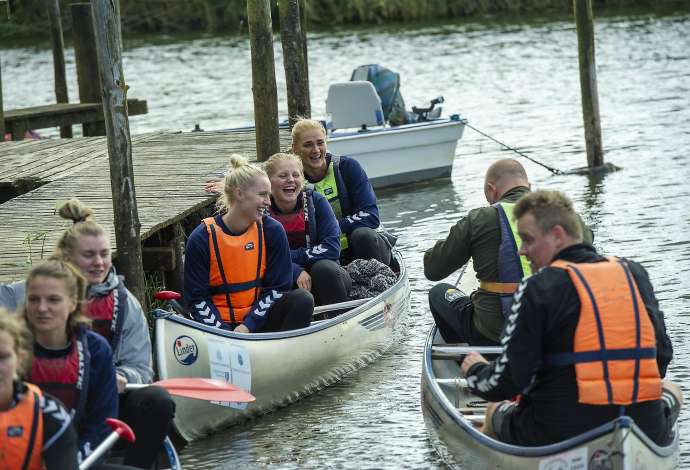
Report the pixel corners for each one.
[155,378,255,403]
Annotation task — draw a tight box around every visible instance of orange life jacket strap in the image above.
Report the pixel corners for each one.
[479,281,519,295]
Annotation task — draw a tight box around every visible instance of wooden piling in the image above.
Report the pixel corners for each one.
[91,0,147,308]
[0,59,5,139]
[46,0,72,138]
[279,0,311,126]
[299,0,310,99]
[71,2,105,137]
[247,0,280,161]
[574,0,603,168]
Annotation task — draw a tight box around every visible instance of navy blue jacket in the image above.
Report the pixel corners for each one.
[271,190,341,283]
[307,153,380,236]
[184,214,293,332]
[32,328,118,463]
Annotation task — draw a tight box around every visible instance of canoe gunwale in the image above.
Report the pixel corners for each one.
[422,326,679,459]
[153,250,406,342]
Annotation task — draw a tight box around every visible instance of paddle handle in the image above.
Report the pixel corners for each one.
[124,383,147,391]
[79,419,135,470]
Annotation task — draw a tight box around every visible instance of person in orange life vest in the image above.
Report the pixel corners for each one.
[264,153,351,306]
[185,154,314,333]
[22,260,121,467]
[460,190,680,446]
[0,308,78,470]
[290,119,393,266]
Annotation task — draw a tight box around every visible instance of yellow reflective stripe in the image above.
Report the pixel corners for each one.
[312,162,348,250]
[502,202,532,277]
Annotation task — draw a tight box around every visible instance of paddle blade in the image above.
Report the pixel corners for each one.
[155,378,255,403]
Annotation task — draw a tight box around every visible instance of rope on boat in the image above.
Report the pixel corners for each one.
[464,123,564,176]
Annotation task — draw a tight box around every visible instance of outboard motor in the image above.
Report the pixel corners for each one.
[350,64,443,125]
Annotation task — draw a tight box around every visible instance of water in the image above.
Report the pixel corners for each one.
[2,7,689,468]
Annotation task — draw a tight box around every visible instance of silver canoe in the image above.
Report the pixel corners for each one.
[154,251,410,442]
[421,262,680,469]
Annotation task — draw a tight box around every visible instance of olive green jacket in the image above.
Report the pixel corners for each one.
[423,186,594,341]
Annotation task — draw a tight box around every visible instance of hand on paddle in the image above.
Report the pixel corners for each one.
[297,270,312,291]
[461,352,489,377]
[116,373,128,393]
[204,177,223,194]
[234,323,250,334]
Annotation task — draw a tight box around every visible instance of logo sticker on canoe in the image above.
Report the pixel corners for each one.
[173,335,198,365]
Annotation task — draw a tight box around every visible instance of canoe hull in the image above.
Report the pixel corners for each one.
[421,328,679,469]
[155,253,409,441]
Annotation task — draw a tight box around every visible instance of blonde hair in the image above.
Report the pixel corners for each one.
[513,190,582,239]
[23,259,91,337]
[54,198,108,260]
[217,154,267,212]
[0,308,33,378]
[291,118,327,147]
[264,153,304,178]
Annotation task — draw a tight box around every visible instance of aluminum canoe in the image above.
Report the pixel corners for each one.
[154,251,410,442]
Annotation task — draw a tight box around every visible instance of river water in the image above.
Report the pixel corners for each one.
[2,6,689,469]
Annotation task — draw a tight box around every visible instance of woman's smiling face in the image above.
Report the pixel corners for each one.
[269,160,304,209]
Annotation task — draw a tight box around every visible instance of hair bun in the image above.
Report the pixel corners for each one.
[57,198,94,224]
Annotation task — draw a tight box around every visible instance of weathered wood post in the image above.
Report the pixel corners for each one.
[279,0,311,126]
[0,59,5,139]
[72,2,106,136]
[574,0,603,168]
[91,0,147,308]
[299,0,309,98]
[46,0,72,138]
[247,0,280,161]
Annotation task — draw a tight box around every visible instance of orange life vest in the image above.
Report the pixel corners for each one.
[204,217,266,324]
[545,258,661,405]
[0,382,45,470]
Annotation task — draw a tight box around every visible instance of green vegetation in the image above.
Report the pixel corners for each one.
[1,0,686,40]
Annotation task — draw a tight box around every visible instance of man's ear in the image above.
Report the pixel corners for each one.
[551,225,568,246]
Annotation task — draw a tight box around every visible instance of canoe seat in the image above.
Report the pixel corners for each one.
[326,81,385,130]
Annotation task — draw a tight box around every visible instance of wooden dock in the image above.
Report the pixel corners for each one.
[0,129,291,282]
[3,100,148,141]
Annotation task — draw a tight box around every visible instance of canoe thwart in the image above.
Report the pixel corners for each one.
[432,345,503,359]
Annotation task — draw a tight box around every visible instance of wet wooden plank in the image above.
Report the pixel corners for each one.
[0,129,291,282]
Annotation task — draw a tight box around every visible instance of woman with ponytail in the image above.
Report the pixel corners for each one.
[185,154,314,332]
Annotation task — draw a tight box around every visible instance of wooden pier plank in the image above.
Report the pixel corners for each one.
[0,129,291,282]
[3,99,148,141]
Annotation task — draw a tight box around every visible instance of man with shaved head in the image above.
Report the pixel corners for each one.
[424,159,593,345]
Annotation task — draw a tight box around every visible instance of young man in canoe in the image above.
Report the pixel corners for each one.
[460,190,681,446]
[423,159,593,346]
